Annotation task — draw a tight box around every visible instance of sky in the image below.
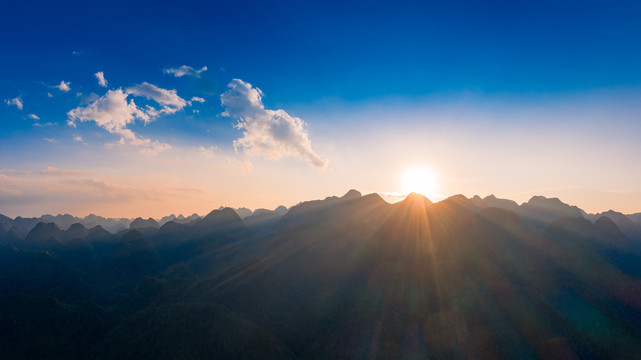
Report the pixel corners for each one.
[1,0,641,218]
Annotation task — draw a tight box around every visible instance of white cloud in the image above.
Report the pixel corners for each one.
[191,96,205,103]
[126,82,188,116]
[67,89,169,153]
[67,89,146,132]
[47,92,54,98]
[67,87,178,154]
[33,122,54,127]
[43,138,57,143]
[56,80,71,92]
[220,79,328,170]
[164,65,208,78]
[95,71,108,87]
[5,97,23,110]
[28,113,39,120]
[73,135,84,143]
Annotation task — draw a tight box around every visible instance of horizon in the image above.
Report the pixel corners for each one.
[2,190,639,220]
[2,0,640,218]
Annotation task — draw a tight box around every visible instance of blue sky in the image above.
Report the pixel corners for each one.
[1,0,641,217]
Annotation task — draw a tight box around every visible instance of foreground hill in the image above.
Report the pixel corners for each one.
[1,192,641,359]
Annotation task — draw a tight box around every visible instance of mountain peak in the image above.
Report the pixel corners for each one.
[399,192,433,209]
[192,207,247,237]
[342,189,362,200]
[130,217,159,229]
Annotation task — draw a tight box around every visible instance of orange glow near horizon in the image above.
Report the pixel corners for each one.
[402,166,438,199]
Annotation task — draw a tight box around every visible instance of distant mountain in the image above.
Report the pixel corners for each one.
[3,191,641,359]
[518,195,584,231]
[40,214,81,230]
[395,191,433,210]
[592,210,641,240]
[85,225,116,258]
[23,222,64,250]
[130,217,159,229]
[0,214,13,233]
[127,217,159,238]
[159,214,180,226]
[280,189,363,226]
[81,214,131,233]
[62,223,89,244]
[470,194,520,213]
[0,214,23,246]
[243,205,288,236]
[12,216,43,236]
[218,206,253,219]
[154,221,190,249]
[158,213,203,226]
[191,208,249,239]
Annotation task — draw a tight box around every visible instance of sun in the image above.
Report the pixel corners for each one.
[402,166,437,197]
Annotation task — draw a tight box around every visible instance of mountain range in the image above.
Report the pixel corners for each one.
[1,191,641,359]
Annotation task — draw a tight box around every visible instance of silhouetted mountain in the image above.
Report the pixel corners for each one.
[82,214,131,233]
[2,191,641,359]
[62,222,89,244]
[593,210,641,240]
[154,221,190,249]
[0,226,23,246]
[158,213,203,226]
[86,225,117,258]
[191,208,250,239]
[280,190,366,226]
[12,216,43,236]
[243,205,288,236]
[23,222,64,250]
[519,195,584,231]
[0,215,23,246]
[218,206,253,219]
[341,188,362,200]
[127,217,159,238]
[396,191,433,210]
[130,217,160,229]
[470,194,520,213]
[40,214,81,230]
[182,213,202,224]
[159,214,180,226]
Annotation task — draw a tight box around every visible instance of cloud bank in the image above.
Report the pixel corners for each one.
[221,79,328,170]
[164,65,208,78]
